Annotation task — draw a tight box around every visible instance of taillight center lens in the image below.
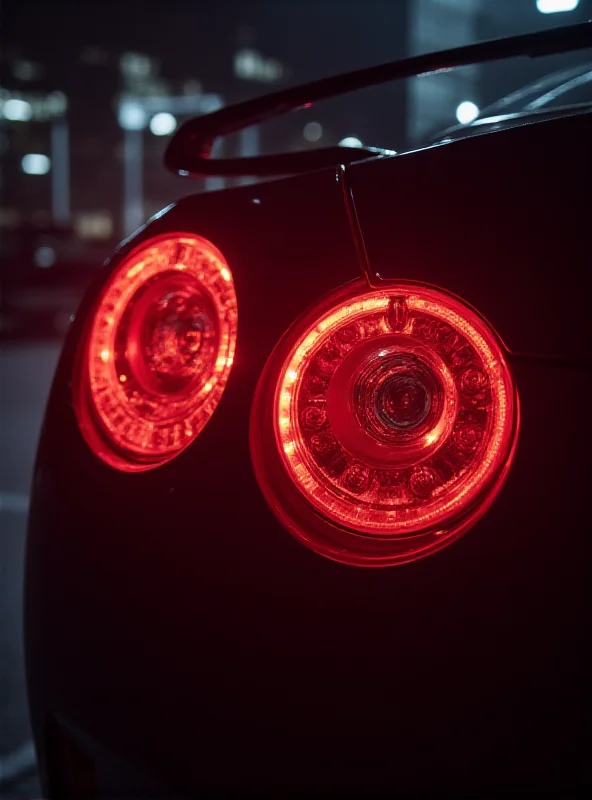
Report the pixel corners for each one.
[144,290,213,383]
[353,350,443,442]
[118,276,219,397]
[326,334,456,468]
[378,376,429,428]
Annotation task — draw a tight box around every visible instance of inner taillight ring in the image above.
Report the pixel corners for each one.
[325,334,457,468]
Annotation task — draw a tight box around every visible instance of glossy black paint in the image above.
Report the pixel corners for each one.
[350,112,592,359]
[26,116,590,796]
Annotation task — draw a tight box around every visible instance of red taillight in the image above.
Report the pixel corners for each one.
[251,281,519,567]
[75,233,238,471]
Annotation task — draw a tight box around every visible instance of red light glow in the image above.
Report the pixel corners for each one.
[75,233,238,471]
[251,281,519,567]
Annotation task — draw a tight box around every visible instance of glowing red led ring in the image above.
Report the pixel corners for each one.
[75,233,238,471]
[251,280,519,567]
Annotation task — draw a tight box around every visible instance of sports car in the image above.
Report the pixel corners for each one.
[25,22,591,797]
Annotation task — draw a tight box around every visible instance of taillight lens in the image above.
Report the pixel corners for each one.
[251,281,519,567]
[75,233,238,471]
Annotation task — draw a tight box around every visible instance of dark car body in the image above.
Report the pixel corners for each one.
[25,33,591,797]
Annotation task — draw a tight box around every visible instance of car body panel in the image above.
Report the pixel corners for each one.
[349,112,591,359]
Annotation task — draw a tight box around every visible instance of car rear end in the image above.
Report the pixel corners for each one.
[25,110,591,796]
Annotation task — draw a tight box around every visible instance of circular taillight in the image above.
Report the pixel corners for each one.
[250,281,519,567]
[75,233,238,471]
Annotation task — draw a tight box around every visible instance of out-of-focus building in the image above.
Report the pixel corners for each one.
[1,45,118,240]
[1,0,589,243]
[0,44,226,240]
[225,2,409,155]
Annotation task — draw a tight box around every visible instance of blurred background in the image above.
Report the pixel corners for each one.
[1,0,590,794]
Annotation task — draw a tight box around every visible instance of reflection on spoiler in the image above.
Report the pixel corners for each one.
[165,21,592,178]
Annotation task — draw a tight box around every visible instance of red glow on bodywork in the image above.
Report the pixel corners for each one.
[75,233,238,471]
[251,281,519,567]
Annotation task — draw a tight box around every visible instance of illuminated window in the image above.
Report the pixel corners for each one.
[303,122,323,142]
[149,112,177,136]
[75,212,113,239]
[21,154,50,175]
[118,101,147,131]
[339,136,363,148]
[2,98,33,122]
[536,0,579,12]
[456,101,479,124]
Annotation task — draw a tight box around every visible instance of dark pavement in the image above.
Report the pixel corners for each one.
[1,342,60,797]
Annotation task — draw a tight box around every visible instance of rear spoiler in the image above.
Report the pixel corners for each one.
[165,21,592,178]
